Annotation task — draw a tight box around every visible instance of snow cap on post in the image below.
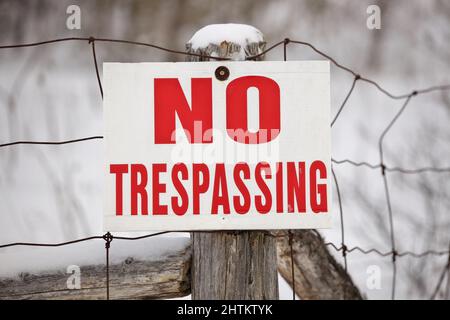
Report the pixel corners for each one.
[186,24,266,61]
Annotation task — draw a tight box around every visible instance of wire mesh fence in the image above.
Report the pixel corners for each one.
[0,36,449,300]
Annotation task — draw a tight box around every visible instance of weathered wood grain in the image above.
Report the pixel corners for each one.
[0,245,191,300]
[185,41,266,61]
[276,230,363,300]
[191,231,278,299]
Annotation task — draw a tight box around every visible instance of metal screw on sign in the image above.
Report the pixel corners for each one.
[215,66,229,81]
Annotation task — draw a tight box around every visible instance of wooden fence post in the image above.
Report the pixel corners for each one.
[186,25,279,300]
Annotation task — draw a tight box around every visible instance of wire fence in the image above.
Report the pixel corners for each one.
[0,36,449,300]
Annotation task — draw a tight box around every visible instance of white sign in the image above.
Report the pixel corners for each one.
[103,61,331,231]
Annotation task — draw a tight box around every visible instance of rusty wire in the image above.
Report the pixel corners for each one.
[0,36,449,301]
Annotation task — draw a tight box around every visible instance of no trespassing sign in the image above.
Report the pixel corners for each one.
[103,61,331,231]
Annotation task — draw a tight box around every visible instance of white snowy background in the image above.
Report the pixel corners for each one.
[0,0,449,300]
